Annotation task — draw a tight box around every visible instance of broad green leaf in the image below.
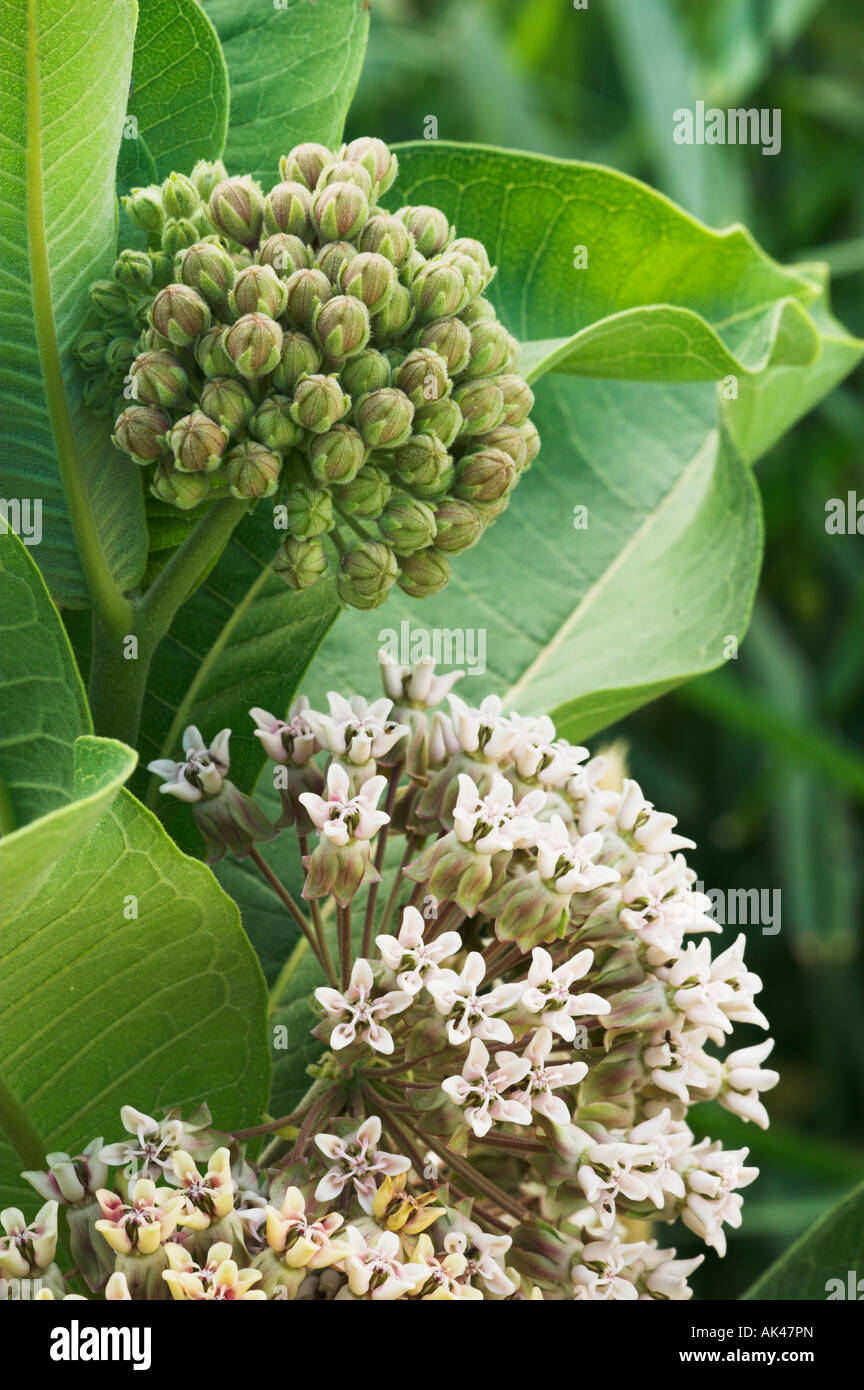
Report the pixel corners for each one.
[1,735,137,921]
[386,142,822,385]
[0,529,90,829]
[0,0,147,606]
[138,508,339,855]
[742,1179,864,1299]
[125,0,229,179]
[203,0,370,184]
[1,787,271,1170]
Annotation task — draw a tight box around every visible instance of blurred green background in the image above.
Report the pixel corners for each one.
[344,0,864,1297]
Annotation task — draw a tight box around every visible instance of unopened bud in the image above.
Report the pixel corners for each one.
[392,432,452,498]
[313,294,370,360]
[283,268,333,331]
[340,348,391,397]
[129,350,188,407]
[334,463,392,519]
[263,181,314,239]
[309,423,366,485]
[280,142,332,190]
[475,423,529,471]
[463,318,513,378]
[225,441,282,499]
[274,534,329,589]
[151,283,211,346]
[250,394,300,451]
[196,325,240,379]
[357,213,412,266]
[394,348,450,406]
[315,239,358,286]
[208,176,265,246]
[199,376,255,436]
[161,217,200,257]
[161,172,200,221]
[396,205,451,257]
[151,462,211,510]
[224,312,283,378]
[229,264,288,319]
[496,374,535,426]
[317,159,374,200]
[342,136,399,195]
[113,248,153,292]
[449,236,494,285]
[453,446,517,502]
[442,249,485,302]
[459,296,496,326]
[397,546,450,597]
[105,336,137,371]
[190,158,229,201]
[339,252,396,316]
[170,411,228,473]
[290,373,350,433]
[520,419,541,465]
[414,316,472,376]
[74,330,111,370]
[432,496,486,553]
[177,240,236,308]
[379,494,437,554]
[413,395,463,447]
[271,331,322,393]
[89,279,129,319]
[283,482,334,539]
[122,184,164,233]
[337,539,398,609]
[312,181,369,243]
[370,281,414,339]
[259,233,312,276]
[112,405,170,464]
[411,259,467,323]
[453,377,505,435]
[355,387,414,449]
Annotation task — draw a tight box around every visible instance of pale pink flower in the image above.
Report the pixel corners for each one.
[249,698,318,765]
[299,762,389,847]
[513,1026,587,1125]
[520,946,610,1040]
[441,1037,532,1137]
[378,650,463,707]
[309,692,408,764]
[313,1116,410,1214]
[682,1143,759,1257]
[341,1226,428,1299]
[315,957,411,1054]
[535,816,620,894]
[571,1236,647,1300]
[615,779,696,854]
[376,905,462,995]
[148,726,230,802]
[427,951,523,1045]
[719,1038,779,1130]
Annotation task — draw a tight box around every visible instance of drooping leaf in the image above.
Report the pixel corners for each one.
[0,0,147,606]
[742,1178,864,1299]
[1,787,271,1173]
[202,0,370,184]
[125,0,229,180]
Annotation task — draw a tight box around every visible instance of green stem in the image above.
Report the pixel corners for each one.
[0,1078,47,1171]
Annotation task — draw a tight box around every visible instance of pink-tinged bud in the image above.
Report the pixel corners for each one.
[199,376,255,437]
[396,546,450,598]
[312,294,371,360]
[129,350,188,407]
[150,462,212,510]
[370,281,414,339]
[271,332,322,393]
[315,238,358,285]
[151,283,211,346]
[413,395,463,448]
[225,441,282,499]
[316,159,374,200]
[393,432,451,495]
[415,316,472,376]
[309,423,366,485]
[396,204,452,256]
[274,535,330,589]
[454,446,517,503]
[411,259,468,323]
[279,141,332,190]
[170,410,228,473]
[339,251,397,316]
[259,232,312,276]
[442,249,486,302]
[355,387,414,449]
[208,176,265,245]
[290,373,350,434]
[474,423,529,471]
[432,496,486,554]
[177,240,236,309]
[453,377,506,435]
[496,373,535,426]
[604,980,677,1043]
[223,313,283,378]
[196,325,240,379]
[342,136,399,195]
[312,181,369,243]
[112,405,170,464]
[357,213,412,266]
[395,348,450,407]
[250,394,300,452]
[229,264,289,319]
[283,268,333,332]
[463,318,513,378]
[263,180,314,239]
[340,348,391,397]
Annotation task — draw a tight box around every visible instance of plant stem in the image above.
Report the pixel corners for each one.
[249,847,321,961]
[0,1078,46,1171]
[361,762,403,957]
[338,902,352,988]
[298,835,338,985]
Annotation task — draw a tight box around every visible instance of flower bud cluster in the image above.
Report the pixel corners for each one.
[77,140,539,608]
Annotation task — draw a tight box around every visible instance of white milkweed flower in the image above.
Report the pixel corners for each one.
[443,1226,517,1297]
[313,1116,410,1214]
[447,693,518,761]
[520,946,611,1039]
[659,934,768,1043]
[682,1143,759,1256]
[506,712,589,785]
[340,1226,429,1299]
[452,771,544,853]
[378,649,463,707]
[535,816,621,894]
[615,778,696,855]
[619,862,718,963]
[719,1038,780,1129]
[376,904,462,995]
[441,1037,532,1137]
[427,950,524,1045]
[514,1025,588,1125]
[148,725,230,801]
[571,1235,648,1300]
[299,762,390,846]
[643,1025,717,1105]
[308,691,408,764]
[315,957,411,1053]
[250,697,319,765]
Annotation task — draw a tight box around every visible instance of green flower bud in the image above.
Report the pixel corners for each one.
[161,172,200,221]
[151,461,212,510]
[394,348,450,407]
[453,445,517,502]
[129,350,189,407]
[196,325,240,378]
[274,534,329,589]
[496,373,535,426]
[190,158,229,201]
[224,312,283,378]
[283,268,333,331]
[314,239,357,286]
[316,159,374,200]
[229,264,289,319]
[250,394,300,451]
[113,248,153,292]
[338,251,396,316]
[355,387,414,449]
[138,324,169,352]
[505,335,522,372]
[122,184,164,233]
[89,279,129,319]
[283,482,334,538]
[312,181,369,243]
[225,440,282,499]
[463,318,513,378]
[199,376,255,436]
[357,213,413,266]
[112,404,170,464]
[399,247,427,285]
[453,377,505,435]
[379,493,437,554]
[308,422,366,485]
[396,546,450,598]
[334,463,392,519]
[474,422,529,471]
[259,233,312,276]
[162,217,200,257]
[73,329,111,370]
[290,373,350,433]
[312,294,370,360]
[414,316,472,376]
[520,418,541,465]
[337,539,398,609]
[177,240,236,308]
[271,331,322,393]
[83,369,122,414]
[151,283,211,346]
[396,205,451,256]
[449,236,494,285]
[392,432,452,496]
[342,136,399,195]
[280,142,332,191]
[459,296,496,326]
[339,348,391,397]
[411,259,467,323]
[149,250,175,288]
[170,410,229,473]
[208,176,265,246]
[263,180,314,239]
[432,496,486,553]
[441,249,486,302]
[370,281,414,339]
[105,336,137,370]
[413,395,463,447]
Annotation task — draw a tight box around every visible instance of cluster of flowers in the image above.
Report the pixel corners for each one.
[75,137,539,608]
[128,655,780,1298]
